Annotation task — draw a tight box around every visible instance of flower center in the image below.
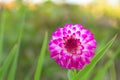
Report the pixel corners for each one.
[64,37,80,53]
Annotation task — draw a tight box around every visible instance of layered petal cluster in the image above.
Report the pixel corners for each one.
[48,24,97,69]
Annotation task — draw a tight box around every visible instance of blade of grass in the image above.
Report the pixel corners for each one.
[7,47,19,80]
[0,44,17,80]
[0,8,6,61]
[7,10,26,80]
[94,42,120,80]
[75,35,117,80]
[34,31,48,80]
[96,39,106,54]
[110,62,117,80]
[94,55,116,80]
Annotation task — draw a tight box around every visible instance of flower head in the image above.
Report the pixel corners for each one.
[48,24,97,69]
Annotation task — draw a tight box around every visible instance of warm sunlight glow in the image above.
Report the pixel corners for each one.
[0,0,15,3]
[65,0,93,5]
[107,0,119,7]
[0,0,119,7]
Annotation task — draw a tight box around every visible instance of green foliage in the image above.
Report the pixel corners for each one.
[0,44,18,80]
[34,32,48,80]
[67,70,74,80]
[7,48,18,80]
[8,9,25,80]
[0,5,25,79]
[0,8,6,61]
[94,41,120,80]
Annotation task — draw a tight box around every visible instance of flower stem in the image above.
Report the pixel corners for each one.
[74,69,78,80]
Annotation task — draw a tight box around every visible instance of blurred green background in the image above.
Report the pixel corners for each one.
[0,0,120,80]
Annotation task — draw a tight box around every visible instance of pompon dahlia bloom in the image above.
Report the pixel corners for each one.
[48,24,97,69]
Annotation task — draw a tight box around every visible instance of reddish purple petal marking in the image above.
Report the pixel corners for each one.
[48,24,97,69]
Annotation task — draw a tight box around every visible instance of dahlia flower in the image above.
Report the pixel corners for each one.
[48,24,97,69]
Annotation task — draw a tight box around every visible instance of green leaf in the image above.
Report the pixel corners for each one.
[7,46,19,80]
[76,35,117,80]
[0,8,6,61]
[67,70,74,80]
[94,41,120,80]
[7,11,25,80]
[94,55,116,80]
[0,44,17,80]
[34,31,48,80]
[96,39,106,54]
